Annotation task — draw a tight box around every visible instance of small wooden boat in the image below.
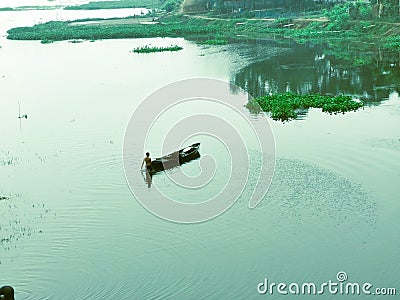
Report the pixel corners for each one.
[150,143,200,173]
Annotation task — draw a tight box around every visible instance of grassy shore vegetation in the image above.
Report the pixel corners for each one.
[64,0,157,10]
[252,93,364,121]
[132,44,183,53]
[284,3,400,50]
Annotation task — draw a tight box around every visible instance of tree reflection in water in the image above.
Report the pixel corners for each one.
[232,39,400,106]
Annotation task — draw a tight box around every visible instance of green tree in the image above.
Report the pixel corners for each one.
[374,0,400,18]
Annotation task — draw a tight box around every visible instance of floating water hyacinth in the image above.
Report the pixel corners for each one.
[252,92,364,121]
[132,45,183,53]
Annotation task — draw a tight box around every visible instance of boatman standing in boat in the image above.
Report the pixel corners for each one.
[141,152,152,172]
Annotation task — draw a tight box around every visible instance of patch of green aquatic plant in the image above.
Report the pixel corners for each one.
[132,45,183,53]
[69,16,145,23]
[253,93,363,121]
[64,0,156,10]
[7,19,223,41]
[40,39,55,44]
[200,39,228,45]
[0,196,50,249]
[0,152,21,166]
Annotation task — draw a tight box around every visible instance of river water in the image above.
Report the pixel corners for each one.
[0,5,399,300]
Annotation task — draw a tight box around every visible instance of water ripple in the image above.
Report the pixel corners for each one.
[255,158,376,226]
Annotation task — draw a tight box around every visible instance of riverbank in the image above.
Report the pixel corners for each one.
[0,5,62,11]
[64,0,156,10]
[0,0,156,11]
[6,13,400,50]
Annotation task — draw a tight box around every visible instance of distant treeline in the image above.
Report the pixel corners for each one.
[210,0,400,20]
[64,0,182,13]
[64,0,159,10]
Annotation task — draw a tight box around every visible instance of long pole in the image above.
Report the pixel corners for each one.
[18,100,22,132]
